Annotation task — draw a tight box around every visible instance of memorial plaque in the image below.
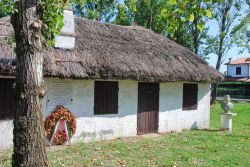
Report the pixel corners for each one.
[46,81,73,110]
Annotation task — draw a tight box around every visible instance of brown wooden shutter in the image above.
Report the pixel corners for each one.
[182,83,198,110]
[94,81,118,115]
[0,79,15,119]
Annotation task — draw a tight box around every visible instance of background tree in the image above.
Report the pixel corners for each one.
[230,1,250,53]
[72,0,216,59]
[114,0,214,59]
[158,0,214,57]
[205,0,249,104]
[0,0,16,18]
[0,8,7,18]
[113,3,131,25]
[130,0,164,31]
[74,0,118,22]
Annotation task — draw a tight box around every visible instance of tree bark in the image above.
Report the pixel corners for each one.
[146,0,153,30]
[210,83,218,105]
[192,16,200,54]
[11,0,48,166]
[192,1,201,55]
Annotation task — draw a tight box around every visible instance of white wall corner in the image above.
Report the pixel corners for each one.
[55,9,75,49]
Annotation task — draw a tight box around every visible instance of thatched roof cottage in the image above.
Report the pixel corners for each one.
[0,9,223,148]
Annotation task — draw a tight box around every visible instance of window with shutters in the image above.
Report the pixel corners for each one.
[94,81,118,115]
[0,79,15,119]
[236,67,241,75]
[182,83,198,110]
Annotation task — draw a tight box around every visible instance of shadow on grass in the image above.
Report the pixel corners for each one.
[200,128,224,132]
[190,128,225,133]
[216,100,250,104]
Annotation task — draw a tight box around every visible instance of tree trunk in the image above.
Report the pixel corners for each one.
[210,3,229,105]
[211,51,223,104]
[146,14,152,30]
[11,0,48,166]
[146,7,152,30]
[192,17,200,54]
[210,83,218,105]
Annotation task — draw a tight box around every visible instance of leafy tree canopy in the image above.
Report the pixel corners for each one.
[1,0,248,59]
[0,0,72,45]
[74,0,118,22]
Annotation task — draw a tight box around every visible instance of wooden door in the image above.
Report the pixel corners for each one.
[0,79,15,119]
[137,83,159,135]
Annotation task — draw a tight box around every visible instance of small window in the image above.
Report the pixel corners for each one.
[236,67,241,75]
[182,83,198,110]
[94,81,118,115]
[0,79,15,120]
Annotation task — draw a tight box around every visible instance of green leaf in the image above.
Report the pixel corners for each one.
[169,0,177,5]
[188,13,195,22]
[204,9,212,17]
[197,21,206,32]
[182,0,189,5]
[167,27,175,37]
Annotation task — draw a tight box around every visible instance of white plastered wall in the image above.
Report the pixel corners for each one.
[227,64,249,77]
[0,120,13,148]
[43,78,138,143]
[159,82,210,132]
[0,78,211,148]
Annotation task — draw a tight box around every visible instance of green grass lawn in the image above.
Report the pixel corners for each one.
[1,101,250,167]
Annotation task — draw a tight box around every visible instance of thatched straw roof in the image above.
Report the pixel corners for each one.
[0,17,223,83]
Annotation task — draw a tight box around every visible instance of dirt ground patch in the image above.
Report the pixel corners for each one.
[141,133,164,139]
[46,145,70,152]
[0,149,7,158]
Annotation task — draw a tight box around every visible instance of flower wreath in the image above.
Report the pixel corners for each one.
[44,106,76,145]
